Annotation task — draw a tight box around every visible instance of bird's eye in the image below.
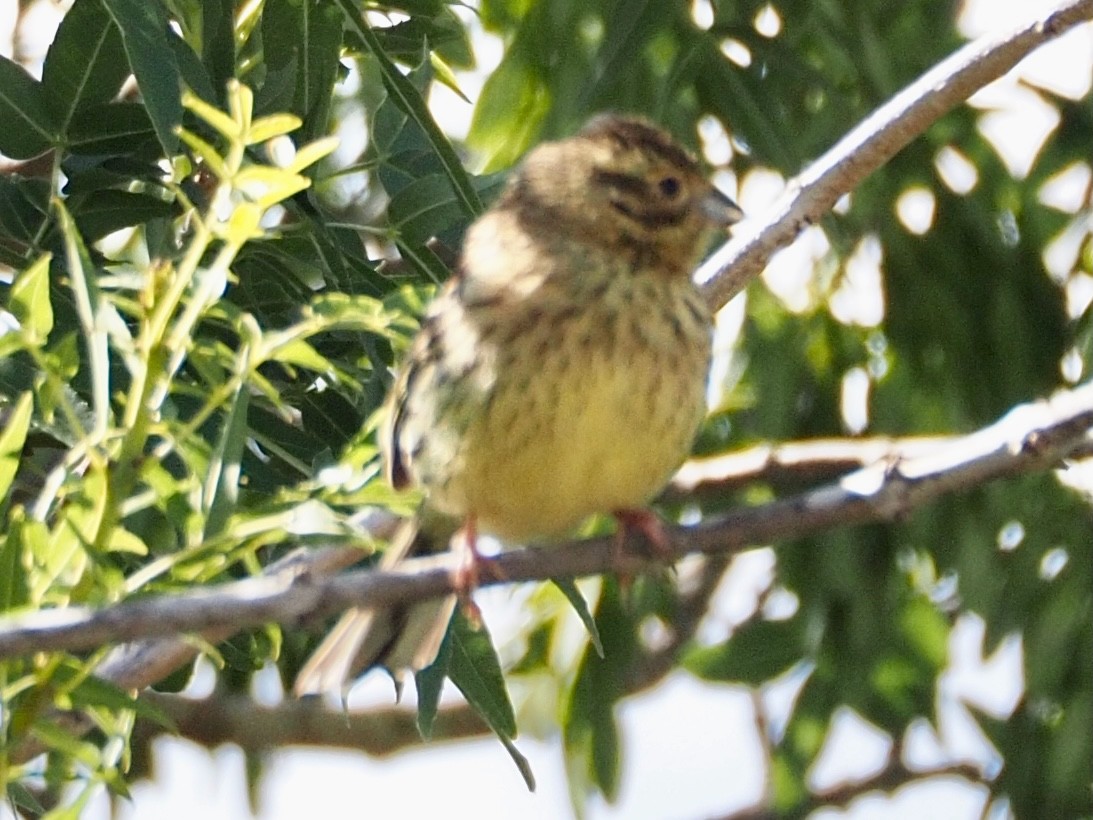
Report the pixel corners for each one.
[658,176,681,198]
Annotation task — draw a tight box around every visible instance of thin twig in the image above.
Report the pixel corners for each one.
[697,0,1093,310]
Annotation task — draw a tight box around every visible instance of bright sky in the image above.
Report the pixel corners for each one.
[1,0,1089,818]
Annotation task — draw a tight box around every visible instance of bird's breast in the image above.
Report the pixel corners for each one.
[436,266,712,542]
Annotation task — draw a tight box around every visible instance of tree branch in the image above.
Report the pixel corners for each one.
[2,381,1089,661]
[134,690,488,756]
[668,435,961,497]
[718,765,987,820]
[125,544,738,758]
[668,436,1093,500]
[719,744,989,820]
[697,0,1093,311]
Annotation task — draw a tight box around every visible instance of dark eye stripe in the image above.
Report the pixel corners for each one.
[594,169,689,228]
[592,169,650,198]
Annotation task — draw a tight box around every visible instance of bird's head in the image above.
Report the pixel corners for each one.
[509,114,743,272]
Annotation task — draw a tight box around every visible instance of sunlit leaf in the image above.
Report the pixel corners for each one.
[246,114,302,145]
[9,255,53,341]
[0,506,31,611]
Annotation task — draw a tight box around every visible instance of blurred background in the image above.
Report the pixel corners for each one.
[0,0,1090,817]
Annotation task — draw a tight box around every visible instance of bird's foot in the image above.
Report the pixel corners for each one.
[610,508,676,593]
[451,517,504,628]
[612,508,676,560]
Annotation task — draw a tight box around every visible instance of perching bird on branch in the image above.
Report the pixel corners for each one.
[295,114,743,696]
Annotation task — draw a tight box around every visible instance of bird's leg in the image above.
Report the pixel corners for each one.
[612,508,676,560]
[451,515,504,627]
[610,508,677,595]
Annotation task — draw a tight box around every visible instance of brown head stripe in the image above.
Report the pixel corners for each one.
[580,115,697,173]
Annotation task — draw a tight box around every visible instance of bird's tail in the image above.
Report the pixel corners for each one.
[293,518,457,698]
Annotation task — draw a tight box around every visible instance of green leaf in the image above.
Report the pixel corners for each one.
[0,176,50,264]
[41,0,128,137]
[1046,691,1093,805]
[683,618,804,685]
[341,2,482,218]
[264,338,334,372]
[286,135,340,175]
[446,611,534,790]
[9,254,53,341]
[195,0,234,96]
[39,462,104,593]
[394,238,453,285]
[295,2,343,146]
[466,47,550,172]
[897,595,949,669]
[387,174,469,246]
[176,126,229,178]
[307,292,398,333]
[418,612,533,787]
[552,579,603,658]
[70,190,175,242]
[6,783,45,816]
[203,375,250,538]
[167,25,217,105]
[55,200,110,433]
[447,611,517,738]
[769,752,809,812]
[0,391,33,501]
[105,527,148,555]
[102,0,181,154]
[66,102,157,155]
[430,52,471,102]
[0,55,56,159]
[66,669,176,731]
[31,720,103,768]
[233,165,311,210]
[496,733,537,793]
[245,113,303,145]
[259,0,343,145]
[368,17,464,64]
[414,617,454,739]
[563,579,633,803]
[0,506,31,611]
[16,516,50,603]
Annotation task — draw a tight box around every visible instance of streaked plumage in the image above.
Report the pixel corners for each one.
[295,115,743,695]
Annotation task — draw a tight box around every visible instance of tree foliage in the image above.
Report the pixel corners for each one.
[0,0,1089,817]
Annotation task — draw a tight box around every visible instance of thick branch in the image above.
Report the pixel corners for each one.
[134,691,487,756]
[132,553,734,757]
[697,0,1093,310]
[2,381,1089,660]
[667,435,959,497]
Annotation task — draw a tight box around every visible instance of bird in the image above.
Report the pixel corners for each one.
[294,114,743,696]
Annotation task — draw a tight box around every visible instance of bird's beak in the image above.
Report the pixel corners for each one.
[700,187,744,227]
